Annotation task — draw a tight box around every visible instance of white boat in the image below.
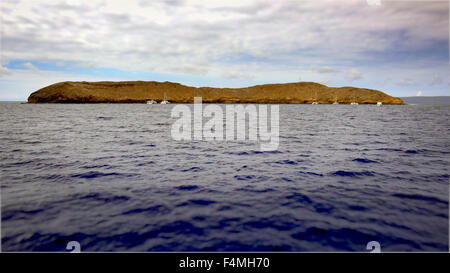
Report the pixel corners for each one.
[146,100,157,104]
[312,91,318,104]
[333,91,338,104]
[161,92,170,104]
[377,101,382,106]
[351,90,358,105]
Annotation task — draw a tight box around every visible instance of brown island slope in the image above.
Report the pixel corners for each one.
[28,81,404,104]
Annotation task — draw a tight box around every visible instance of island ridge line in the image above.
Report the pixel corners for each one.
[28,81,404,104]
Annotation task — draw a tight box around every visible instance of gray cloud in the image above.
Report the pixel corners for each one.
[0,0,448,88]
[221,71,255,81]
[171,64,209,76]
[346,69,363,82]
[395,77,416,86]
[313,66,339,74]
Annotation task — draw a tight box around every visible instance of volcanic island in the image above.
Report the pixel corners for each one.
[27,81,404,104]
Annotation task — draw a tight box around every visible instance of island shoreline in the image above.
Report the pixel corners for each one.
[27,81,405,104]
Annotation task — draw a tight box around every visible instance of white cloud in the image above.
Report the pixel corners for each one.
[416,90,423,96]
[346,69,363,82]
[313,66,338,74]
[22,62,39,71]
[0,65,11,76]
[171,65,208,76]
[2,1,447,77]
[221,71,255,81]
[366,0,381,6]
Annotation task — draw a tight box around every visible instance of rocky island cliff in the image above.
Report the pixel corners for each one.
[28,81,404,104]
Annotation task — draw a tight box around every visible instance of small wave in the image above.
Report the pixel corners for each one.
[181,167,202,172]
[125,141,142,145]
[243,217,297,231]
[22,141,42,145]
[123,205,168,215]
[298,171,323,176]
[376,148,403,152]
[234,175,256,181]
[262,150,283,154]
[177,199,216,207]
[79,193,130,203]
[352,158,378,164]
[392,193,447,204]
[313,203,334,213]
[218,206,232,211]
[279,177,294,182]
[228,150,281,156]
[176,185,199,191]
[2,209,44,221]
[272,160,301,165]
[285,193,313,205]
[232,150,263,156]
[331,170,374,177]
[136,161,154,167]
[80,164,111,169]
[7,160,34,166]
[343,142,361,146]
[96,116,113,120]
[71,171,135,179]
[236,187,275,193]
[347,205,368,211]
[40,174,66,181]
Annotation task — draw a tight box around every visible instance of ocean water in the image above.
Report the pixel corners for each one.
[0,102,448,252]
[401,96,450,105]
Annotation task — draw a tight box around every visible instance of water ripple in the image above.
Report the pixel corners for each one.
[1,103,448,252]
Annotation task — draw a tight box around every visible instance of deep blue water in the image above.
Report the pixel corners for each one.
[1,102,449,252]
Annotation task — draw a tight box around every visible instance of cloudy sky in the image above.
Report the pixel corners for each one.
[0,0,448,100]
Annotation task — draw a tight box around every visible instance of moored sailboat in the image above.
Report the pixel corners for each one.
[161,92,170,104]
